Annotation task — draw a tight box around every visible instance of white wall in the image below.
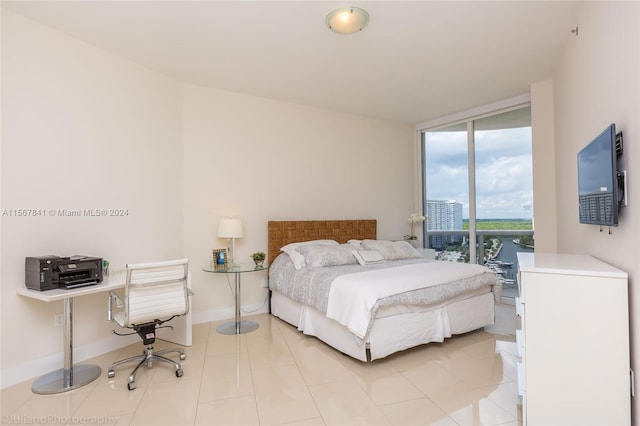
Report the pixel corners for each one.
[553,1,640,420]
[530,80,557,253]
[182,84,416,322]
[1,11,183,387]
[1,11,416,387]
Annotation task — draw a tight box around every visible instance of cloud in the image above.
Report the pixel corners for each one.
[424,127,532,219]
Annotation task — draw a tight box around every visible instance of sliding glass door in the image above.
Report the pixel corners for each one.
[421,106,533,299]
[423,122,470,262]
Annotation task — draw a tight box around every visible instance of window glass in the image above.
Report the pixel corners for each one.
[422,106,533,298]
[423,123,469,262]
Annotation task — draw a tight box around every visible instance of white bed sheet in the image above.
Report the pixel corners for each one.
[327,261,494,338]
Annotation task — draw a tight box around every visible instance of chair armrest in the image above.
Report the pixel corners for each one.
[107,291,124,322]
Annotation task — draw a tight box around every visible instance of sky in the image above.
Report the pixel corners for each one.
[424,126,533,220]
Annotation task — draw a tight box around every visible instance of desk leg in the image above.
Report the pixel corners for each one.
[31,297,101,394]
[216,273,259,335]
[234,272,241,333]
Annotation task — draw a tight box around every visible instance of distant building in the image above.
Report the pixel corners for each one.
[426,200,463,248]
[579,191,614,223]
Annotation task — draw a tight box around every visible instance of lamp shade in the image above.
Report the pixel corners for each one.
[218,218,244,238]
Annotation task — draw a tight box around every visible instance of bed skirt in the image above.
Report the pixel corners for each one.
[270,290,495,361]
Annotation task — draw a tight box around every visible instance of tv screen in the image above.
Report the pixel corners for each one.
[577,124,619,226]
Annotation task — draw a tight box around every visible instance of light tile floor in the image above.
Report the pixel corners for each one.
[1,305,520,426]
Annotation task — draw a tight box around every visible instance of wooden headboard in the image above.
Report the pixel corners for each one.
[267,219,377,265]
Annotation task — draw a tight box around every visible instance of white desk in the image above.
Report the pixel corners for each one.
[17,271,126,394]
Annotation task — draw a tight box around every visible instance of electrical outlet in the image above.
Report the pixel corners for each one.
[262,278,269,288]
[54,313,64,328]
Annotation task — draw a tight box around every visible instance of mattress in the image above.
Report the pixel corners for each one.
[270,252,498,339]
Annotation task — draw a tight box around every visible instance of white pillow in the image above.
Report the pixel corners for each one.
[298,244,358,268]
[281,239,338,269]
[352,250,385,266]
[347,239,363,250]
[361,239,422,261]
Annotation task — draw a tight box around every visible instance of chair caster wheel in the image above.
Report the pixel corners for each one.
[176,369,183,377]
[127,381,136,391]
[179,353,186,361]
[107,369,115,379]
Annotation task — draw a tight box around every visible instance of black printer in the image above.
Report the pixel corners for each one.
[25,255,103,291]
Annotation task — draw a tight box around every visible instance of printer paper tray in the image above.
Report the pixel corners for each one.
[63,281,99,289]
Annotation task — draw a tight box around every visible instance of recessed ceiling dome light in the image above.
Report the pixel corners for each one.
[326,7,369,34]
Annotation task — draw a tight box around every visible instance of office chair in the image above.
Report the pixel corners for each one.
[107,259,192,390]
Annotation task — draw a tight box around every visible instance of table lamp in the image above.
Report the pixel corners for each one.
[218,218,243,265]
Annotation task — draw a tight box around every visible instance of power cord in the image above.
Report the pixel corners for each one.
[224,273,269,314]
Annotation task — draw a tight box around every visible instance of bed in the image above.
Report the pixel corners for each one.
[267,219,499,361]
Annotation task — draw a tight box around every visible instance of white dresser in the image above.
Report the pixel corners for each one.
[516,253,631,426]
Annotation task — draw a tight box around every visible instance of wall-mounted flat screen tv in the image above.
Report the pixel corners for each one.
[577,123,621,227]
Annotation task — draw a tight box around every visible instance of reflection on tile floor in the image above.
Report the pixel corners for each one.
[1,305,520,426]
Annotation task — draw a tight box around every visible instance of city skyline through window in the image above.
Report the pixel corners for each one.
[423,109,532,221]
[421,106,534,299]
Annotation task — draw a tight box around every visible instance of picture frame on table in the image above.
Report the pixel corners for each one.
[211,248,228,270]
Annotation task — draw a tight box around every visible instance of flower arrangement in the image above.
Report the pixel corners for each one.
[405,213,426,240]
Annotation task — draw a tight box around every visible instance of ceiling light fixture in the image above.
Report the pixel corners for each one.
[326,7,369,34]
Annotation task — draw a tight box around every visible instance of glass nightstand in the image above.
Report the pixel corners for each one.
[202,263,267,335]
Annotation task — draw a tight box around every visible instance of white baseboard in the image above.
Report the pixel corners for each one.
[0,333,137,390]
[1,303,269,390]
[192,302,269,325]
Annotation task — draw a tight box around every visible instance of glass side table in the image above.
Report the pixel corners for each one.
[202,263,267,335]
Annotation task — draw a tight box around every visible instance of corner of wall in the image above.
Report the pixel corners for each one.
[530,80,558,253]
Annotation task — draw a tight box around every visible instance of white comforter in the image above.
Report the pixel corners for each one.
[326,261,494,339]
